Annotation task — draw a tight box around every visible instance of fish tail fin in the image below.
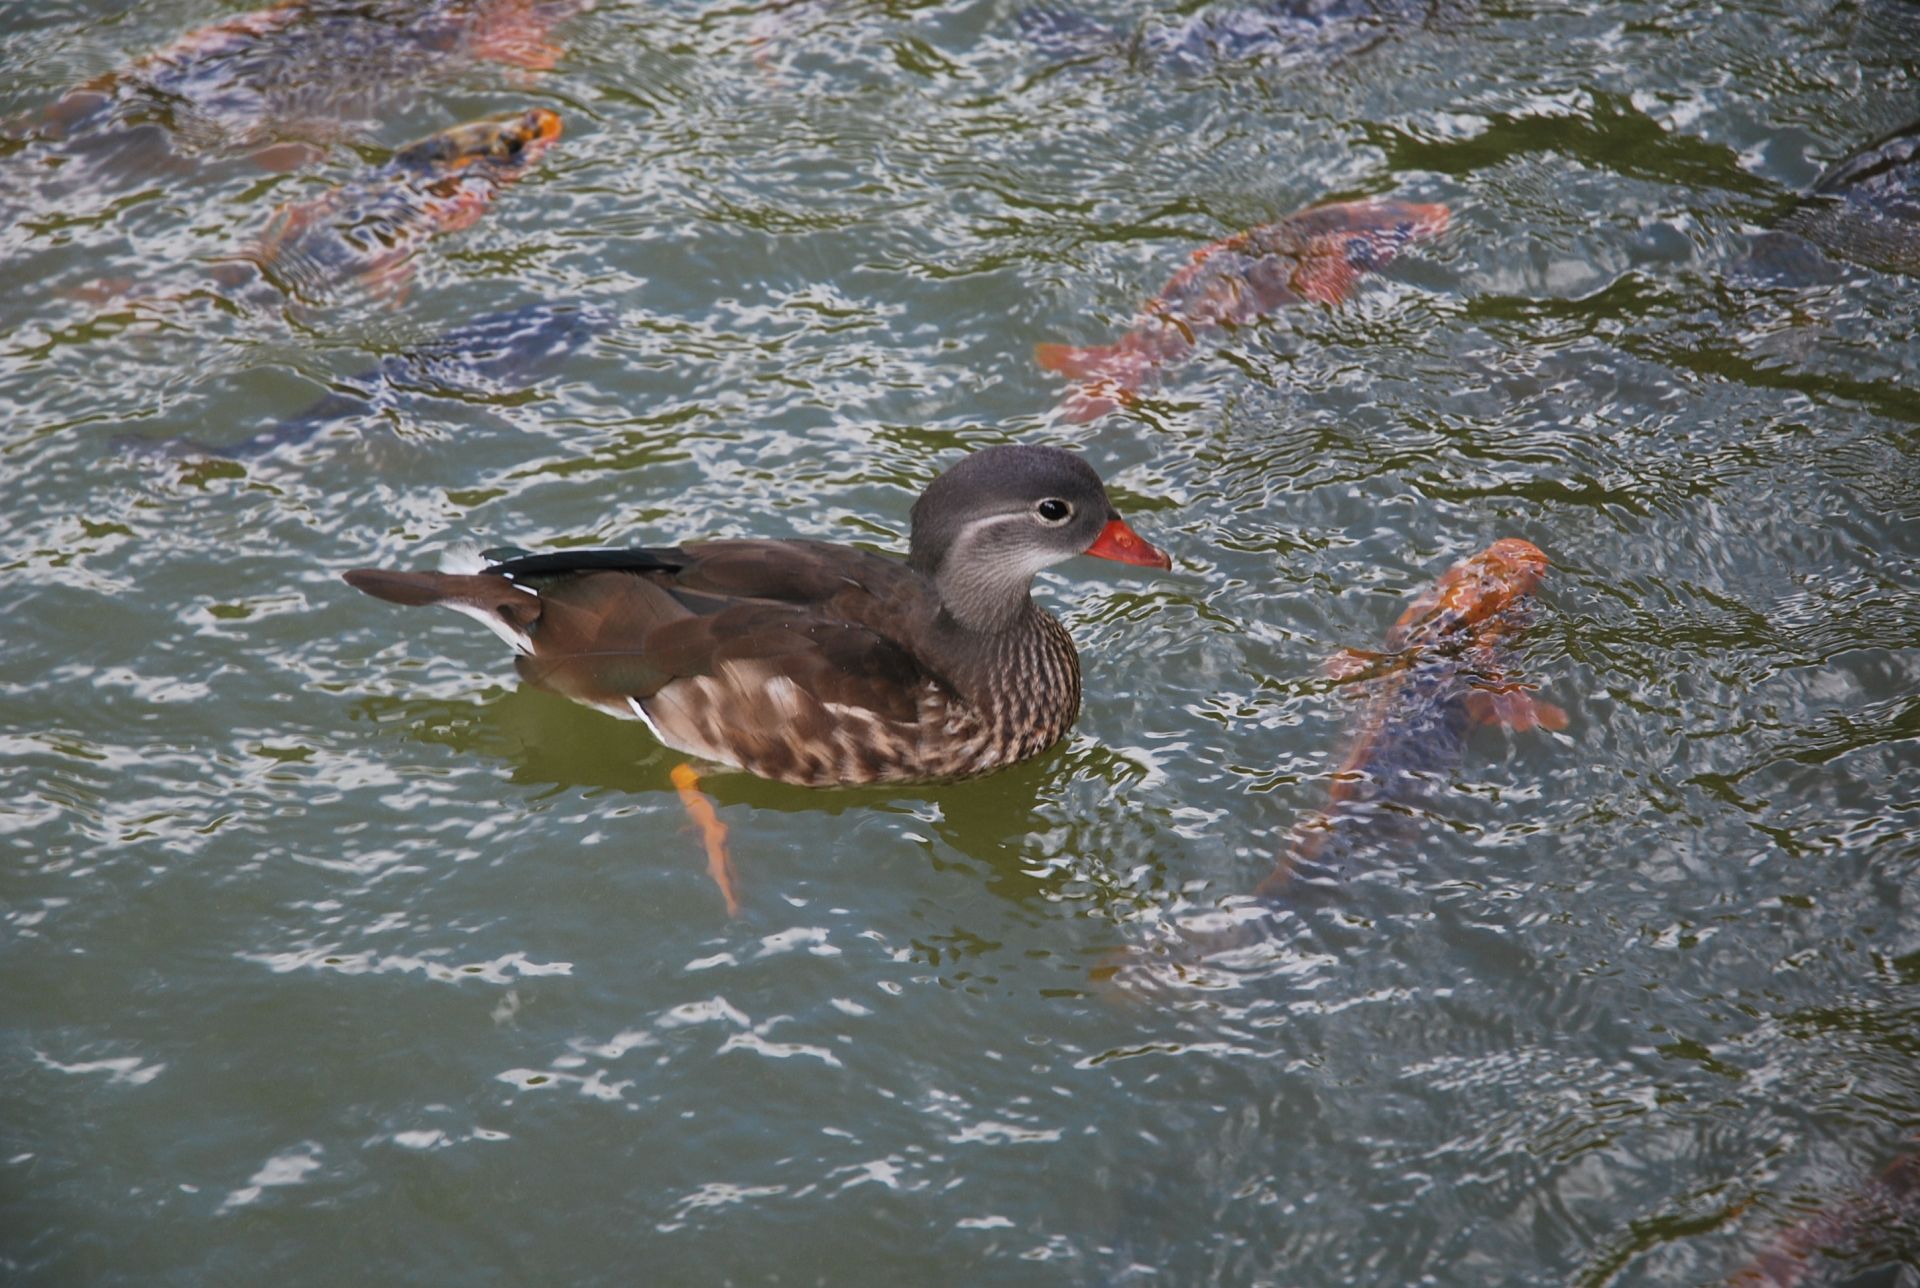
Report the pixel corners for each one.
[343,568,541,652]
[1465,686,1568,733]
[1037,340,1153,421]
[1255,812,1347,904]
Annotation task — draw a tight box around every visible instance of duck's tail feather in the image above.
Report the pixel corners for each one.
[343,568,541,652]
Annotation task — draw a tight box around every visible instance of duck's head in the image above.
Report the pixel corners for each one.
[909,444,1170,633]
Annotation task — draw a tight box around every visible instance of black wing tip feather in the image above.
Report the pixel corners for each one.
[487,547,690,580]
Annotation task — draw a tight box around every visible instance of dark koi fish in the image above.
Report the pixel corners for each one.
[130,301,612,458]
[1257,538,1565,901]
[1729,1146,1920,1286]
[28,0,587,169]
[1018,0,1411,76]
[1740,119,1920,284]
[1035,198,1449,422]
[234,107,562,306]
[1777,119,1920,278]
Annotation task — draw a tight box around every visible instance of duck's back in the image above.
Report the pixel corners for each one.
[492,541,997,786]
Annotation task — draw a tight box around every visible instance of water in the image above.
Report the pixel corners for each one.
[3,0,1918,1282]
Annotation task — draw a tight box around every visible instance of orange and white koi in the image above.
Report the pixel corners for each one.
[1035,198,1449,422]
[31,0,587,167]
[1729,1146,1920,1285]
[1258,538,1565,900]
[236,107,562,305]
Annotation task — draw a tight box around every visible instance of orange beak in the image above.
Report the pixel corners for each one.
[1083,517,1172,570]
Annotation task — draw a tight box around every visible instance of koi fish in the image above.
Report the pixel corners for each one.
[1738,119,1920,285]
[235,107,562,306]
[1019,0,1407,76]
[1729,1146,1920,1285]
[1035,198,1449,422]
[28,0,587,168]
[127,301,612,458]
[1776,119,1920,279]
[1257,538,1566,901]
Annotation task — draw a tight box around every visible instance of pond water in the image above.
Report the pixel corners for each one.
[3,0,1918,1282]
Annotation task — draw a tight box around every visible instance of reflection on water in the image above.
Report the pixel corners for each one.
[2,0,1918,1283]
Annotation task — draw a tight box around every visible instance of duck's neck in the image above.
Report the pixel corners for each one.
[928,561,1039,636]
[926,600,1082,728]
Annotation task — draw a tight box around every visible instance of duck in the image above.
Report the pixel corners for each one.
[342,444,1172,790]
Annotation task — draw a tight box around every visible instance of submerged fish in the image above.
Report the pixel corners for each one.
[1257,538,1565,901]
[29,0,586,167]
[1729,1146,1920,1286]
[1035,198,1449,422]
[233,107,562,306]
[132,301,612,458]
[1019,0,1412,76]
[1779,119,1920,277]
[1741,119,1920,283]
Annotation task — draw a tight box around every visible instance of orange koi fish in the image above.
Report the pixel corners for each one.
[236,107,561,305]
[1730,1146,1920,1285]
[1258,538,1565,900]
[1036,198,1449,422]
[32,0,586,167]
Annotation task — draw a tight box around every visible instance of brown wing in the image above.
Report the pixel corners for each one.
[349,541,950,728]
[507,570,693,710]
[660,539,926,609]
[491,539,922,612]
[498,541,947,724]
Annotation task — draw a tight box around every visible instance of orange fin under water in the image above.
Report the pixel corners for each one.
[671,763,741,917]
[1324,647,1394,684]
[1465,687,1569,733]
[1035,342,1146,422]
[1034,340,1121,380]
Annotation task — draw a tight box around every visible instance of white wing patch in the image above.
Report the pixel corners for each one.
[625,696,664,740]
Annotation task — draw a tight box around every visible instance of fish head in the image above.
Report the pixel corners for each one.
[1394,201,1452,243]
[394,108,563,178]
[1391,538,1549,647]
[1336,200,1451,270]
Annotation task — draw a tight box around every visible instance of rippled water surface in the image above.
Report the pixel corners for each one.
[5,0,1919,1282]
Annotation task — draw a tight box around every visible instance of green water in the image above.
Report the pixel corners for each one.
[3,0,1918,1282]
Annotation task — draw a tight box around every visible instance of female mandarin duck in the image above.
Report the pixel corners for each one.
[342,445,1172,911]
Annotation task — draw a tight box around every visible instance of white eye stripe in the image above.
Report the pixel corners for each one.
[948,510,1035,546]
[945,510,1078,576]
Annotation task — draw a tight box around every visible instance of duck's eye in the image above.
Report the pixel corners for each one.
[1036,498,1072,524]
